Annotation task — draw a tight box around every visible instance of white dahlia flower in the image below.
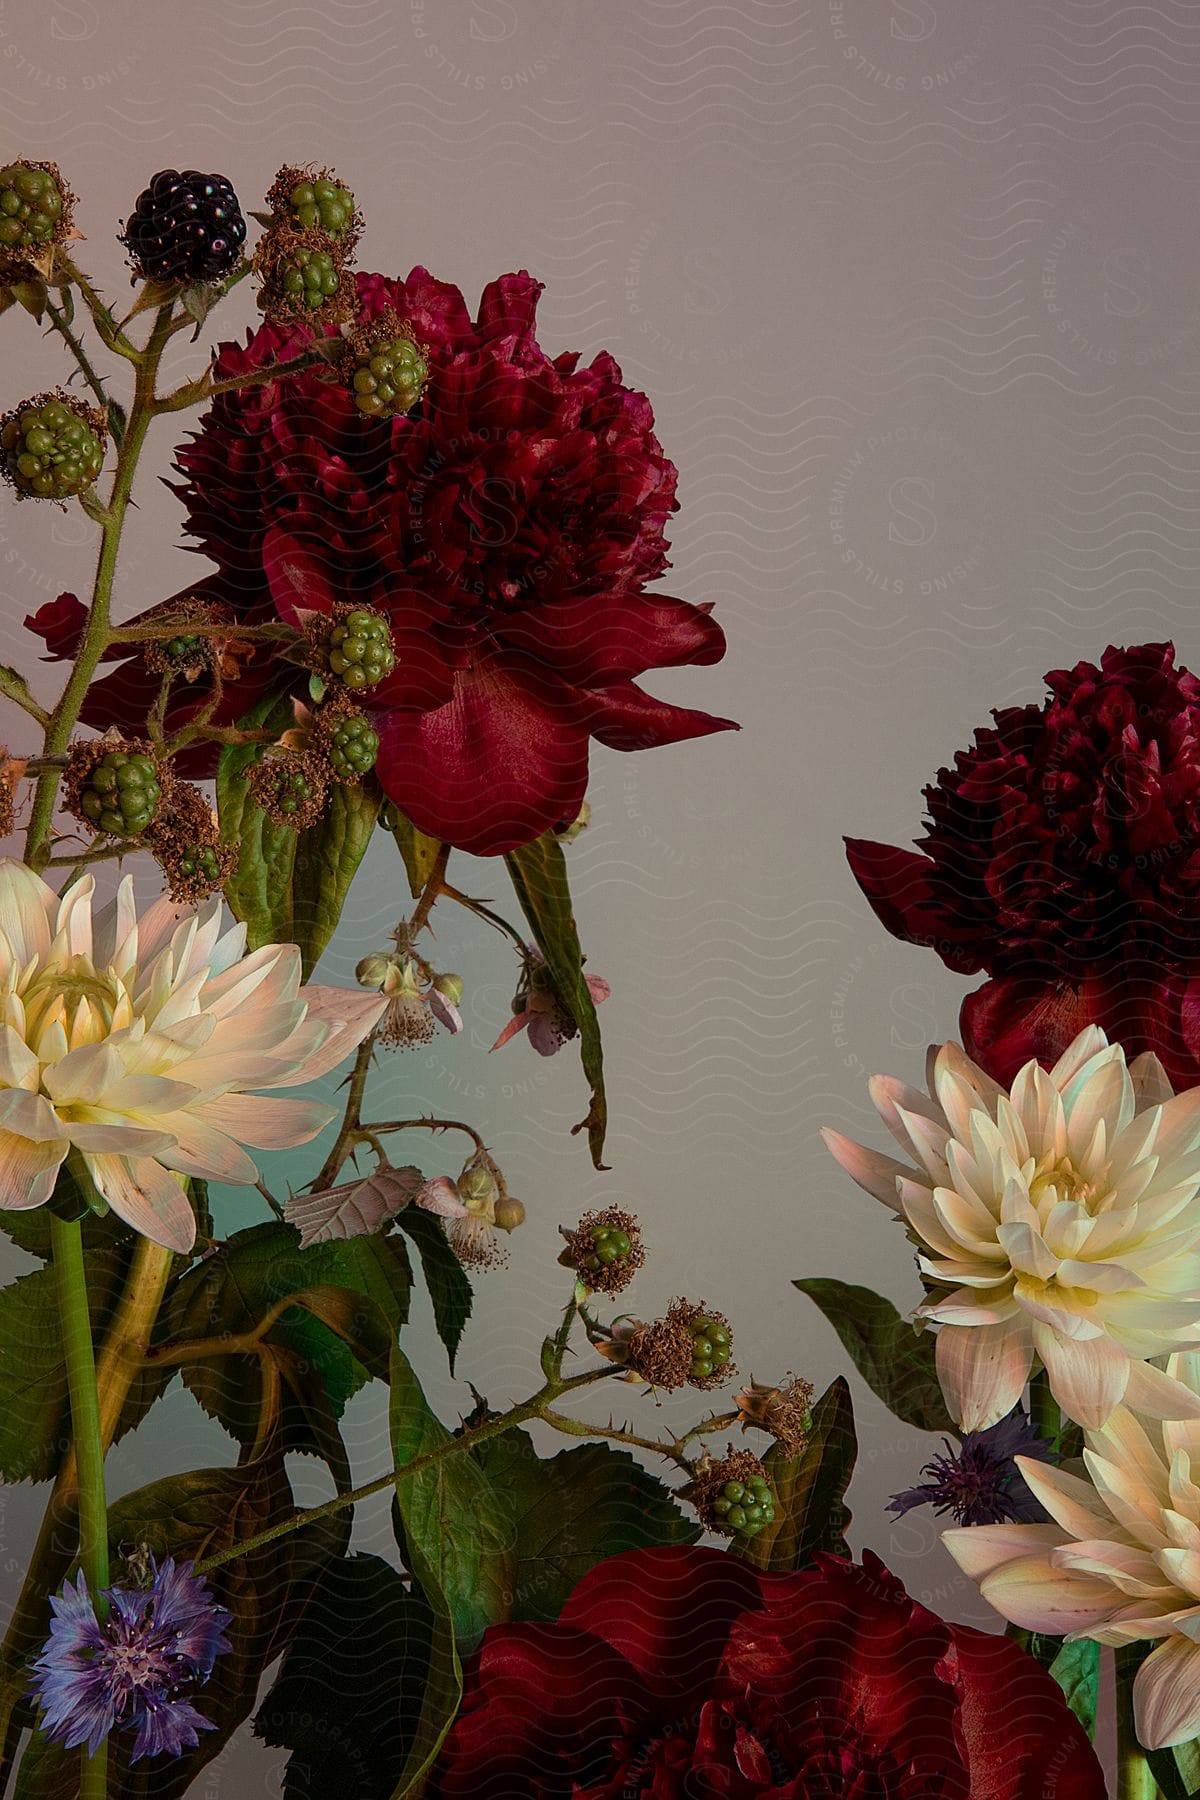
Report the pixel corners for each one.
[0,862,385,1252]
[944,1353,1200,1749]
[822,1026,1200,1432]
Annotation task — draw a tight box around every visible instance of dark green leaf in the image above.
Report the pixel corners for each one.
[388,1346,513,1647]
[1048,1638,1100,1740]
[290,779,381,978]
[12,279,47,320]
[474,1432,699,1621]
[165,1220,412,1450]
[217,691,300,951]
[795,1278,955,1436]
[385,805,444,901]
[731,1376,857,1572]
[0,1247,173,1482]
[1147,1744,1200,1800]
[255,1554,431,1800]
[393,1211,472,1374]
[505,830,607,1168]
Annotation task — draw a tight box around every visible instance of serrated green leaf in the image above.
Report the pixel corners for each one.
[795,1277,955,1436]
[0,1247,172,1482]
[730,1376,857,1573]
[289,778,381,978]
[388,1346,513,1647]
[393,1211,472,1374]
[1048,1637,1100,1740]
[255,1554,430,1800]
[217,691,300,950]
[165,1220,412,1450]
[474,1433,699,1621]
[385,806,444,901]
[504,830,607,1168]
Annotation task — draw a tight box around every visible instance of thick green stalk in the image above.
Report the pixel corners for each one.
[1116,1646,1163,1800]
[24,303,175,871]
[49,1214,109,1797]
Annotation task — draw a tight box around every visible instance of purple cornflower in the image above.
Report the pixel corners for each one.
[887,1411,1053,1527]
[30,1557,231,1762]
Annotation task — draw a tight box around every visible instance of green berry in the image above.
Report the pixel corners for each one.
[327,610,395,689]
[279,247,341,310]
[164,634,201,659]
[289,177,354,236]
[78,750,160,836]
[179,845,221,881]
[351,334,428,419]
[0,164,64,253]
[727,1505,747,1530]
[2,397,104,499]
[326,711,379,781]
[273,768,311,814]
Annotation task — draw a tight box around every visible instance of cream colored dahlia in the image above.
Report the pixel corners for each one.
[823,1026,1200,1431]
[944,1352,1200,1749]
[0,862,385,1252]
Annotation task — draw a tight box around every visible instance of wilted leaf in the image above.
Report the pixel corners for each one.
[731,1377,857,1573]
[385,806,444,901]
[505,830,607,1168]
[285,1165,424,1248]
[795,1278,955,1436]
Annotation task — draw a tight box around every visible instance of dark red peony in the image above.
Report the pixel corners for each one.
[847,641,1200,1085]
[41,267,731,855]
[433,1545,1104,1798]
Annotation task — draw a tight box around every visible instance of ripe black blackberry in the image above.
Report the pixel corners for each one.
[122,170,246,284]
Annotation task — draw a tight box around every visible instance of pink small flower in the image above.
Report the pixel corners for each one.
[415,1176,469,1219]
[490,945,610,1057]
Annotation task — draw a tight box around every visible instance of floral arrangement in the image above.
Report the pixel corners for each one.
[0,155,1163,1799]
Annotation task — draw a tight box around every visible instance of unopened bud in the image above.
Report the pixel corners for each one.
[457,1163,497,1212]
[357,952,393,989]
[494,1195,526,1233]
[433,972,464,1007]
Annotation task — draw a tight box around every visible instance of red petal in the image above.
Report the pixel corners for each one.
[476,270,545,349]
[499,593,726,686]
[24,591,89,661]
[559,1545,764,1700]
[582,679,739,750]
[844,837,987,975]
[962,970,1200,1090]
[374,651,590,856]
[262,525,337,624]
[944,1622,1105,1799]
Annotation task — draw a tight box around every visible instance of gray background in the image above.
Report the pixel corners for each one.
[2,0,1197,1788]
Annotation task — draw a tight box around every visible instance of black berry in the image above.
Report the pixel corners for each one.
[122,170,246,284]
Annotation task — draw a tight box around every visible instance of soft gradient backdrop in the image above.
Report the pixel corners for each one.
[1,0,1196,1787]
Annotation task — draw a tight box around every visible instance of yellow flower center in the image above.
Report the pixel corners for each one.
[1029,1152,1102,1214]
[19,955,130,1052]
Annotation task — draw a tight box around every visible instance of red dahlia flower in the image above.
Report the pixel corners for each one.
[39,268,730,855]
[433,1545,1104,1798]
[847,641,1200,1086]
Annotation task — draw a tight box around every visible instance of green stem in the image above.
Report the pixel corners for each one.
[194,1364,619,1577]
[48,1213,109,1799]
[1028,1370,1063,1457]
[44,293,118,439]
[24,302,175,871]
[1116,1646,1163,1799]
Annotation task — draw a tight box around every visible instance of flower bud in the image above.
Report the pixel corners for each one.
[433,972,465,1008]
[494,1195,526,1233]
[357,952,393,990]
[457,1162,498,1212]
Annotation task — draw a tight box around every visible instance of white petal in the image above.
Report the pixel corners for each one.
[281,987,387,1084]
[0,860,55,968]
[981,1549,1119,1634]
[941,1520,1066,1582]
[1125,1360,1200,1422]
[1016,1458,1118,1541]
[1135,1635,1200,1749]
[84,1154,196,1253]
[934,1317,1032,1431]
[1131,1051,1175,1112]
[192,1091,335,1150]
[0,1088,65,1143]
[1034,1324,1129,1428]
[0,1131,67,1209]
[996,1220,1057,1280]
[820,1127,909,1207]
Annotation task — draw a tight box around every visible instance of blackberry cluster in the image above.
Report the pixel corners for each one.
[279,246,341,312]
[122,170,246,284]
[690,1450,776,1539]
[686,1312,733,1388]
[713,1472,775,1536]
[2,395,104,499]
[287,176,355,237]
[248,750,329,830]
[256,163,359,324]
[325,609,395,691]
[0,163,71,268]
[145,779,233,904]
[560,1207,644,1297]
[349,334,428,419]
[71,745,162,837]
[322,709,379,782]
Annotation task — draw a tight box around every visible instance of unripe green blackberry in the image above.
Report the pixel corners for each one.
[326,609,395,690]
[0,163,65,254]
[1,395,104,499]
[560,1205,646,1296]
[247,749,329,830]
[281,246,341,311]
[323,709,378,781]
[690,1450,775,1540]
[350,335,428,419]
[288,177,355,237]
[73,747,161,837]
[685,1311,734,1388]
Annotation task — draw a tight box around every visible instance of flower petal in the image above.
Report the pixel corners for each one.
[1135,1635,1200,1749]
[935,1319,1033,1431]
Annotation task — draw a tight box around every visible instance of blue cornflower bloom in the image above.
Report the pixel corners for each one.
[30,1556,231,1762]
[887,1411,1054,1527]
